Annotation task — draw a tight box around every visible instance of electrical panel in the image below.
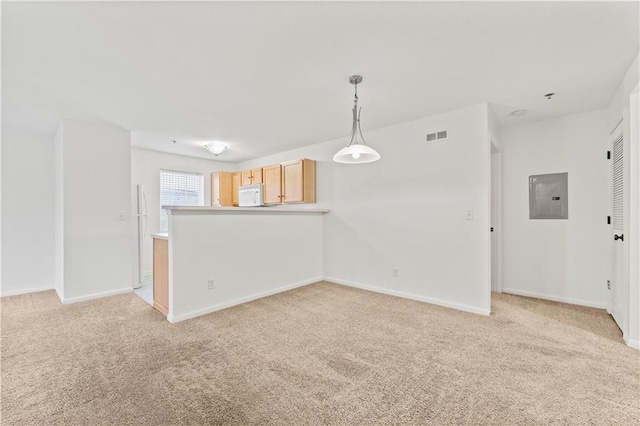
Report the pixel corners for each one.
[529,172,568,219]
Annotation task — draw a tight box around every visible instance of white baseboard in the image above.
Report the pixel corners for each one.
[623,335,640,350]
[168,277,322,323]
[0,286,55,297]
[324,277,491,316]
[61,287,132,305]
[144,271,152,282]
[501,287,606,309]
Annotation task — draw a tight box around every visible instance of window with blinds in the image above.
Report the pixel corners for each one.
[159,170,204,232]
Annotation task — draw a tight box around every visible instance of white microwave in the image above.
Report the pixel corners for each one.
[238,184,264,207]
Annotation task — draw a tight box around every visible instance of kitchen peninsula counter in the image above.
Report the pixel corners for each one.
[165,206,330,214]
[156,206,329,322]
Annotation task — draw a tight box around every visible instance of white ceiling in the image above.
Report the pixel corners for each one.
[2,1,638,162]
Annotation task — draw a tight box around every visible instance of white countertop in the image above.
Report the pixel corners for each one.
[150,233,168,240]
[165,206,330,214]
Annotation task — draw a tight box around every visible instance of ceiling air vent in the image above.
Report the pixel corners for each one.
[426,130,448,143]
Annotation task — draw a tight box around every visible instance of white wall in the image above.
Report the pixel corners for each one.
[131,148,235,276]
[501,109,609,307]
[239,103,492,315]
[1,129,56,296]
[488,105,502,149]
[168,210,324,322]
[608,53,639,133]
[57,120,133,302]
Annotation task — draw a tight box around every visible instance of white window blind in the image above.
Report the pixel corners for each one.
[159,170,204,232]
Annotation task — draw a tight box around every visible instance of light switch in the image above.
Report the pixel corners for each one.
[117,210,126,221]
[466,210,474,220]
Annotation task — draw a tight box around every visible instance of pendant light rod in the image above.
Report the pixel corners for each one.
[347,75,367,147]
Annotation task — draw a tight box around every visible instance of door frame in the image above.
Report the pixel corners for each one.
[625,84,640,348]
[490,139,503,294]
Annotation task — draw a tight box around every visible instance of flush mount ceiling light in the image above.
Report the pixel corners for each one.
[333,75,381,164]
[510,109,527,117]
[204,142,228,156]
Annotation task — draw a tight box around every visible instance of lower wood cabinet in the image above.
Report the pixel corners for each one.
[153,237,169,316]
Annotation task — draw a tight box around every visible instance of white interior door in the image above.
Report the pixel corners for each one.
[610,124,625,330]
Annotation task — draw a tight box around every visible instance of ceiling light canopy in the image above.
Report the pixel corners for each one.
[204,141,228,156]
[333,75,381,164]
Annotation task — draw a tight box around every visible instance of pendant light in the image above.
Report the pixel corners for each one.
[333,75,381,164]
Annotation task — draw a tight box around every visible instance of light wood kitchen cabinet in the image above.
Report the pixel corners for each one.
[263,164,282,204]
[153,237,169,316]
[241,168,263,185]
[262,159,316,204]
[241,170,252,186]
[251,168,263,184]
[210,171,233,206]
[232,172,241,206]
[282,159,315,203]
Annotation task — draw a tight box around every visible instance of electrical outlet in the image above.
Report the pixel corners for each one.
[117,210,126,221]
[208,279,215,290]
[393,268,399,278]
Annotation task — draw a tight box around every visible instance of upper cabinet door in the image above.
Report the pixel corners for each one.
[241,170,253,186]
[251,168,263,184]
[263,165,282,204]
[232,172,241,206]
[282,160,304,203]
[282,159,316,204]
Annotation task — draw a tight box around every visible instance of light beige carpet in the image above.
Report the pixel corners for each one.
[1,282,639,425]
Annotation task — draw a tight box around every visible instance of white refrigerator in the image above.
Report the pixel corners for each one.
[132,184,148,289]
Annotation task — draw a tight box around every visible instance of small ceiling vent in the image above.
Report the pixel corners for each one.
[426,130,448,143]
